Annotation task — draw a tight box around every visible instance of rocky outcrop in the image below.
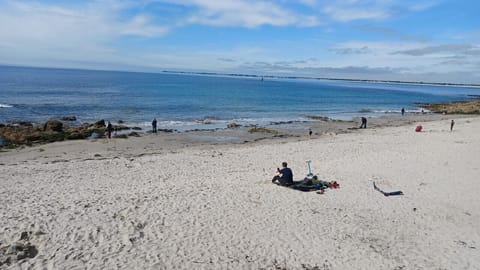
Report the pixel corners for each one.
[0,120,93,147]
[227,122,241,128]
[60,116,77,121]
[0,119,146,148]
[94,119,106,128]
[43,120,63,132]
[248,126,278,134]
[422,99,480,114]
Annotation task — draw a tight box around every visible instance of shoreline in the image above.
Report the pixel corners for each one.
[3,98,480,150]
[0,113,474,165]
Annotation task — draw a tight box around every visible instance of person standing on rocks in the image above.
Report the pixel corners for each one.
[106,121,113,139]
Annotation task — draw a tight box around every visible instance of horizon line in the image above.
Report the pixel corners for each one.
[2,63,480,88]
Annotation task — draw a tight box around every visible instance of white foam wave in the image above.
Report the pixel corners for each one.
[372,108,430,114]
[0,103,13,108]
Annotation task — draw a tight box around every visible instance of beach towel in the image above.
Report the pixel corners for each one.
[276,178,339,192]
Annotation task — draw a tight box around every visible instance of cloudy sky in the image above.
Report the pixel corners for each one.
[0,0,479,83]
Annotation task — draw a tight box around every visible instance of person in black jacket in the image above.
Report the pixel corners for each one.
[360,117,367,128]
[152,118,157,133]
[272,162,293,186]
[106,121,113,139]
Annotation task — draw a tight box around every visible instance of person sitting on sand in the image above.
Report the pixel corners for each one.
[272,162,293,186]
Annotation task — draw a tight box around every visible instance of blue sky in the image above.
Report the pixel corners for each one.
[0,0,479,83]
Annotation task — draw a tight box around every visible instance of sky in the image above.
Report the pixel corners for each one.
[0,0,479,83]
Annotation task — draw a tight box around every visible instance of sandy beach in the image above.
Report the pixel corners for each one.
[1,115,479,269]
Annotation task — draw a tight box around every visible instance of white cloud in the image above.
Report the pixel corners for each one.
[0,1,168,43]
[155,0,320,27]
[121,15,169,37]
[322,40,480,81]
[354,25,431,42]
[0,0,171,67]
[391,44,480,56]
[409,1,437,12]
[320,0,439,22]
[323,6,389,22]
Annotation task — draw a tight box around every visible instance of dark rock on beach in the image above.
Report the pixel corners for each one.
[114,134,129,139]
[129,131,141,137]
[270,120,301,125]
[60,116,77,121]
[0,120,101,147]
[158,128,175,133]
[94,119,106,128]
[43,120,63,132]
[0,232,39,266]
[227,122,241,128]
[422,99,480,114]
[113,125,130,131]
[248,126,278,134]
[15,121,34,127]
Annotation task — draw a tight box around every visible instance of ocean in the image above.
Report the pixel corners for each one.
[1,65,479,131]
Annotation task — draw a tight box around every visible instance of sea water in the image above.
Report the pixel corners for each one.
[1,65,479,131]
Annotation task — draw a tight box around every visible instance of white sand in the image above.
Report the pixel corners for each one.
[1,117,479,269]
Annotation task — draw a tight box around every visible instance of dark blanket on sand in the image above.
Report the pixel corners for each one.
[276,179,329,192]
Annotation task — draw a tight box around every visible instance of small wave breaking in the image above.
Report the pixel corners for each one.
[0,103,13,108]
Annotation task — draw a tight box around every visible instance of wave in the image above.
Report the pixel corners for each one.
[372,108,430,114]
[358,109,373,113]
[0,103,13,108]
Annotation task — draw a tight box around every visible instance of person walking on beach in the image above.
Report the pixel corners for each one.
[401,107,405,116]
[309,128,312,136]
[106,121,113,139]
[272,162,293,186]
[450,119,455,132]
[360,117,367,128]
[152,118,157,133]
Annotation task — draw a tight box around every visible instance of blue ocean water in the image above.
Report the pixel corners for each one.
[1,65,479,131]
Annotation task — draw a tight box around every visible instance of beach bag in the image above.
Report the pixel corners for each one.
[415,125,423,132]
